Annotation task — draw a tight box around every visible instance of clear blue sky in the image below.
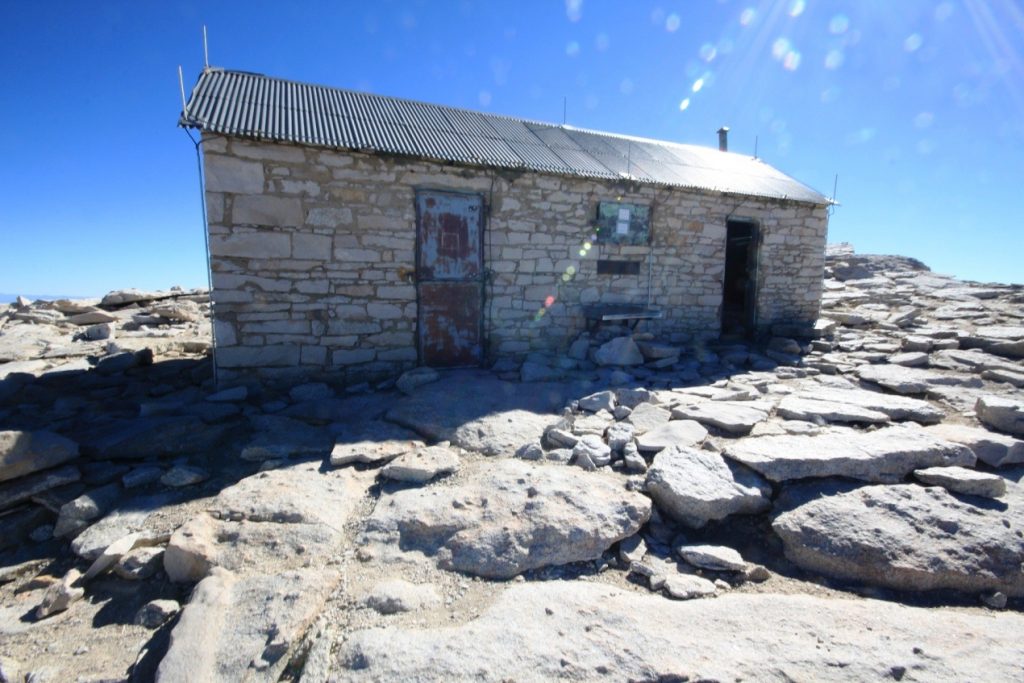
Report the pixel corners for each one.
[2,1,1021,297]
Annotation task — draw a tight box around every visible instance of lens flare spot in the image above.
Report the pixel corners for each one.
[561,273,571,282]
[665,13,681,32]
[824,49,844,69]
[829,14,849,34]
[783,51,801,71]
[566,265,576,275]
[772,37,792,60]
[699,43,717,62]
[903,33,923,52]
[545,295,556,307]
[583,241,592,250]
[740,7,756,26]
[820,86,840,104]
[692,78,705,93]
[578,249,587,257]
[565,41,580,57]
[679,97,691,111]
[913,111,934,129]
[565,0,583,22]
[788,0,806,18]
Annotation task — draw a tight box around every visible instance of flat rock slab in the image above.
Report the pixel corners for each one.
[452,409,560,457]
[723,425,975,483]
[856,364,976,395]
[624,402,672,435]
[330,422,424,466]
[634,420,708,453]
[380,445,459,483]
[773,480,1024,596]
[361,459,650,579]
[976,395,1024,437]
[385,370,570,449]
[923,423,1024,468]
[645,446,771,528]
[329,582,1024,682]
[914,466,1006,498]
[0,430,79,483]
[157,567,336,683]
[165,462,365,582]
[778,386,944,425]
[241,416,332,461]
[669,401,771,435]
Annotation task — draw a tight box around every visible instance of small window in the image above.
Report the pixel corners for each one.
[594,201,650,245]
[597,259,641,275]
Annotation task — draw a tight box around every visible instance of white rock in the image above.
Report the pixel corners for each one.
[645,446,771,528]
[914,466,1006,498]
[676,544,746,572]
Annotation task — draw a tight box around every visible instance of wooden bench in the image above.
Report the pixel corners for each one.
[582,304,663,334]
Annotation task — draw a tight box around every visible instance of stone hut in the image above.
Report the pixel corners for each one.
[180,68,830,384]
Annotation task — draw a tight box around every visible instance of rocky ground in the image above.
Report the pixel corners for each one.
[1,246,1023,682]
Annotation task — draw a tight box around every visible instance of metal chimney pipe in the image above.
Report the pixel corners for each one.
[717,126,729,152]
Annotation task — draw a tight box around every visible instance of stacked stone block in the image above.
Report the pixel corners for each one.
[202,135,828,383]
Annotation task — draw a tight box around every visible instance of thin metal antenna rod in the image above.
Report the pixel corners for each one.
[754,136,758,159]
[203,25,209,68]
[832,173,839,201]
[178,66,188,116]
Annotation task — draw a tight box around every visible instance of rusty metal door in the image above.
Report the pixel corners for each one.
[415,190,484,366]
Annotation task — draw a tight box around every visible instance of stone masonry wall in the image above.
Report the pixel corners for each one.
[202,134,828,384]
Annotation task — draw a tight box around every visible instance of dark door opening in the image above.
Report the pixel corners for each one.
[415,190,484,367]
[721,220,759,338]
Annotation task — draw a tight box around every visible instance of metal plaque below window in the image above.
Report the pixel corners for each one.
[594,202,651,245]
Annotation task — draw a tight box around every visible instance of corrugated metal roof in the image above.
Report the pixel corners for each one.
[181,68,830,205]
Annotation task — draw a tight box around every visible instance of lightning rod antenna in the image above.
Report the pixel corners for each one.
[178,65,188,116]
[203,25,209,68]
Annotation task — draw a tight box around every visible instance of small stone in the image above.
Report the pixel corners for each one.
[122,465,163,488]
[135,599,181,628]
[114,546,164,580]
[363,579,442,614]
[663,573,717,600]
[676,544,746,572]
[206,386,248,402]
[623,448,647,474]
[593,336,644,366]
[35,569,84,619]
[573,434,611,468]
[83,322,114,341]
[605,423,635,453]
[515,443,544,461]
[743,564,771,583]
[396,367,440,394]
[981,591,1007,610]
[634,420,707,454]
[618,535,647,565]
[84,533,143,580]
[160,465,209,488]
[578,391,616,413]
[289,382,334,402]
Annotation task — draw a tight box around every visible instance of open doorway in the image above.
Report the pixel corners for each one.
[721,220,759,338]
